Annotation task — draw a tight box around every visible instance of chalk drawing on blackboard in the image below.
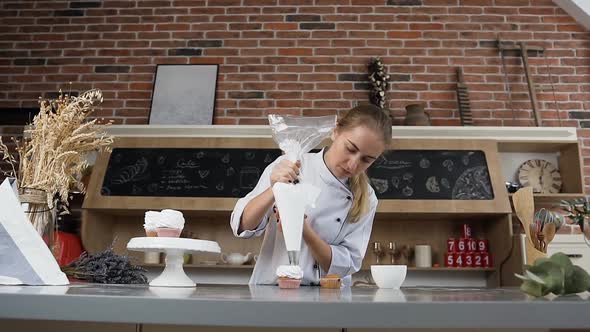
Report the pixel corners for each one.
[221,153,230,164]
[452,166,493,199]
[245,152,255,161]
[391,177,400,188]
[240,167,260,189]
[370,178,389,194]
[176,158,199,169]
[374,155,412,170]
[157,156,166,165]
[419,158,430,168]
[198,170,210,179]
[426,176,440,193]
[442,159,454,172]
[110,157,148,185]
[132,184,142,195]
[185,184,208,190]
[264,154,273,163]
[226,167,235,177]
[462,154,471,166]
[402,172,413,182]
[441,178,450,189]
[147,183,159,193]
[402,186,414,197]
[196,151,205,159]
[216,183,224,191]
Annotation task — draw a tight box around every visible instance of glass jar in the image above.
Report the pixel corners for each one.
[19,187,58,255]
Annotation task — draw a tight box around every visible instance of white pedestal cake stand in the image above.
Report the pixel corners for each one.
[127,237,220,287]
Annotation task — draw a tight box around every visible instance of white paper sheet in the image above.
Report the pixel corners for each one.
[0,178,69,285]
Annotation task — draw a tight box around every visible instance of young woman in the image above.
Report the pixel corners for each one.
[230,104,392,286]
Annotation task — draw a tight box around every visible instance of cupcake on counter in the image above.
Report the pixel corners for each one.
[143,211,161,237]
[156,209,185,237]
[276,265,303,289]
[320,274,342,289]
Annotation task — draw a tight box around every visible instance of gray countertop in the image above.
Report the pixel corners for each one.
[1,284,589,328]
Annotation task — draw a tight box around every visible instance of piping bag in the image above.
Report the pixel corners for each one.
[268,114,336,265]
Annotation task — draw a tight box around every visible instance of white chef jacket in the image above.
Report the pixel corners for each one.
[230,148,377,286]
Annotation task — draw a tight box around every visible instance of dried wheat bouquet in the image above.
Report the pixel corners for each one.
[0,88,113,209]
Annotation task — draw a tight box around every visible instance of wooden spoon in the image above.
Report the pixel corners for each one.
[512,187,535,242]
[542,222,556,253]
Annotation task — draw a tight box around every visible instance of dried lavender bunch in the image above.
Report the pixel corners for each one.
[62,248,148,284]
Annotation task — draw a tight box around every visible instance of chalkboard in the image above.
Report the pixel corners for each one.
[367,150,494,200]
[101,148,282,197]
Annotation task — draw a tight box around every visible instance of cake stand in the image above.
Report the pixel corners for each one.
[127,237,221,287]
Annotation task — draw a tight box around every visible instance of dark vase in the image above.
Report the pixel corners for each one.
[403,103,431,126]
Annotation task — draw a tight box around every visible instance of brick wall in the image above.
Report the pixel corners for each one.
[1,1,590,210]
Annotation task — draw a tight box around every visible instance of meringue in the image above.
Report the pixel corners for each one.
[276,265,304,279]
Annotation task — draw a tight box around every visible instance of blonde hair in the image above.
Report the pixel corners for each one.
[338,104,392,223]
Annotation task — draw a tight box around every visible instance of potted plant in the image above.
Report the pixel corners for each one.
[559,198,590,245]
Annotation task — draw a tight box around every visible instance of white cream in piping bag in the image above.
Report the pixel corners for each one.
[272,182,321,253]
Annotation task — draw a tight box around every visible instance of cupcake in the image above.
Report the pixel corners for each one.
[143,211,161,237]
[156,209,185,237]
[320,274,342,289]
[276,265,303,289]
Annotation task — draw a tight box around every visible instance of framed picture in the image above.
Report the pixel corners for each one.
[148,64,219,125]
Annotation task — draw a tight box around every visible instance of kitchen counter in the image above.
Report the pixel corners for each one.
[1,284,589,329]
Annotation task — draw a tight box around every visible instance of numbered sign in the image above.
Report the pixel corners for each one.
[482,252,492,268]
[477,239,488,252]
[447,238,457,253]
[462,224,472,238]
[457,238,467,253]
[464,252,474,267]
[473,253,483,267]
[454,253,465,267]
[445,253,455,267]
[467,238,477,252]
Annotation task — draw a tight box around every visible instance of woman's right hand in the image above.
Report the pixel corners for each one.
[270,159,300,187]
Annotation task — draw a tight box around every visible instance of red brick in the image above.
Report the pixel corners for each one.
[276,100,313,108]
[264,23,298,30]
[238,118,269,125]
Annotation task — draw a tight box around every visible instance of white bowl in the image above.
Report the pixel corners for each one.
[370,265,407,289]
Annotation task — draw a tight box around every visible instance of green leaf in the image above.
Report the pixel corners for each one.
[520,279,550,297]
[527,261,564,295]
[564,265,590,294]
[549,252,573,270]
[519,251,590,297]
[525,270,547,285]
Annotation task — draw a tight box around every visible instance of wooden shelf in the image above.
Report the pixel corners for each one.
[141,263,255,269]
[508,193,585,206]
[140,264,495,272]
[374,211,509,221]
[497,141,577,153]
[361,267,495,272]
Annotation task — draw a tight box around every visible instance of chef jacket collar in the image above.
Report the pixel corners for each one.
[313,147,352,195]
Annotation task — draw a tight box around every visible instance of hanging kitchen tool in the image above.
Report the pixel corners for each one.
[533,208,560,253]
[498,39,517,122]
[455,67,473,126]
[497,40,545,127]
[520,42,543,127]
[541,51,563,126]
